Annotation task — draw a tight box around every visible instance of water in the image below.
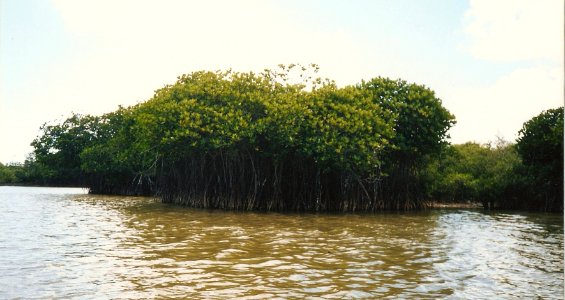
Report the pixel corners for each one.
[0,186,562,299]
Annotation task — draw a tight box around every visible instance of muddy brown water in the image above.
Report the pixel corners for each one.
[0,186,562,299]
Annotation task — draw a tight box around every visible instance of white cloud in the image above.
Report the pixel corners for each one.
[448,0,564,144]
[441,65,563,143]
[463,0,563,63]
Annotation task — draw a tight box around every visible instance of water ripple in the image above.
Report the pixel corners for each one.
[0,186,562,299]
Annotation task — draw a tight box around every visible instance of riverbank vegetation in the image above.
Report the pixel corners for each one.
[424,107,563,212]
[4,66,562,212]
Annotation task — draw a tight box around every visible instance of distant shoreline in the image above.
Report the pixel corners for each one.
[0,183,87,188]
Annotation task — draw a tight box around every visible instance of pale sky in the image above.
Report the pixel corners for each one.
[1,0,563,163]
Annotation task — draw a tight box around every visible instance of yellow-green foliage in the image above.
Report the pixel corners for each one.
[30,65,456,209]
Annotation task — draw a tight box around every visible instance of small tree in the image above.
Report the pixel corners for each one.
[515,107,564,212]
[31,113,102,185]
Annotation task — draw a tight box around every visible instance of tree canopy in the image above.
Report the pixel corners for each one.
[26,65,456,211]
[515,107,564,212]
[18,67,564,212]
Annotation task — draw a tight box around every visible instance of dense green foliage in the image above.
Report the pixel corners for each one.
[16,66,561,212]
[0,158,46,185]
[427,107,563,212]
[515,107,563,211]
[359,78,455,208]
[31,114,105,185]
[0,162,17,183]
[21,66,455,211]
[425,140,521,207]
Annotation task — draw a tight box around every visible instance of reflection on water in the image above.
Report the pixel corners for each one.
[0,186,562,299]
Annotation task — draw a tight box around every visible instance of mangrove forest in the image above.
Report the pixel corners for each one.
[2,65,563,212]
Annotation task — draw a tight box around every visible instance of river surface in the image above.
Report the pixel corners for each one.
[0,186,562,299]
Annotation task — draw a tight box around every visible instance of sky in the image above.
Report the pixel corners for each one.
[1,0,563,163]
